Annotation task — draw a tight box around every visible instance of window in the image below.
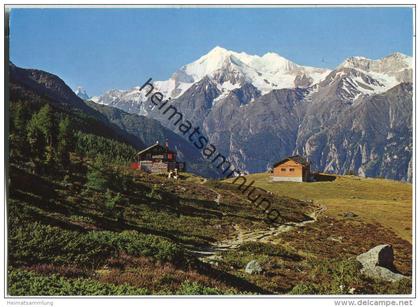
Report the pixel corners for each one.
[289,168,295,172]
[281,168,286,172]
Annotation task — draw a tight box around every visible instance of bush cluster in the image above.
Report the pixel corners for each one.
[8,269,148,296]
[288,259,411,295]
[9,222,185,268]
[238,242,301,260]
[176,281,229,295]
[8,269,243,296]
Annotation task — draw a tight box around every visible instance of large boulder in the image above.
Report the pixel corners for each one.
[356,244,407,282]
[245,260,262,274]
[356,244,394,269]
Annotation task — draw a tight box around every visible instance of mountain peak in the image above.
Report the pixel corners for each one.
[262,51,286,59]
[208,45,229,53]
[340,52,412,69]
[75,86,90,100]
[200,46,235,61]
[204,46,251,63]
[387,51,409,59]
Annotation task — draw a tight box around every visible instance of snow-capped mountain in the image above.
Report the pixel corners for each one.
[340,52,412,82]
[91,46,331,113]
[75,86,90,100]
[331,52,413,100]
[156,46,331,98]
[92,47,412,115]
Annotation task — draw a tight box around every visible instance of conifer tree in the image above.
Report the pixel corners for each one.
[57,116,74,167]
[9,102,28,159]
[86,155,109,191]
[26,104,56,169]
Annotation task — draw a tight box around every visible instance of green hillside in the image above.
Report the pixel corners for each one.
[7,65,412,295]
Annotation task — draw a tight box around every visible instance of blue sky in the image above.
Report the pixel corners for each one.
[9,7,413,96]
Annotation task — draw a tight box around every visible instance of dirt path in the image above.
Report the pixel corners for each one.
[189,185,326,260]
[209,204,325,251]
[200,178,221,206]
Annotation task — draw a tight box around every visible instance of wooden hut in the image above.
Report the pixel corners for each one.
[132,141,185,174]
[271,155,311,182]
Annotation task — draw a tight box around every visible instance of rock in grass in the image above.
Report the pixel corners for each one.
[356,244,408,282]
[343,212,358,218]
[356,244,394,269]
[245,260,262,274]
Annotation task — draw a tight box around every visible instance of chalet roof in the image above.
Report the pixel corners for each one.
[273,155,310,167]
[135,143,175,156]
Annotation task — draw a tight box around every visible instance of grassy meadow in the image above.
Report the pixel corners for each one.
[225,173,412,242]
